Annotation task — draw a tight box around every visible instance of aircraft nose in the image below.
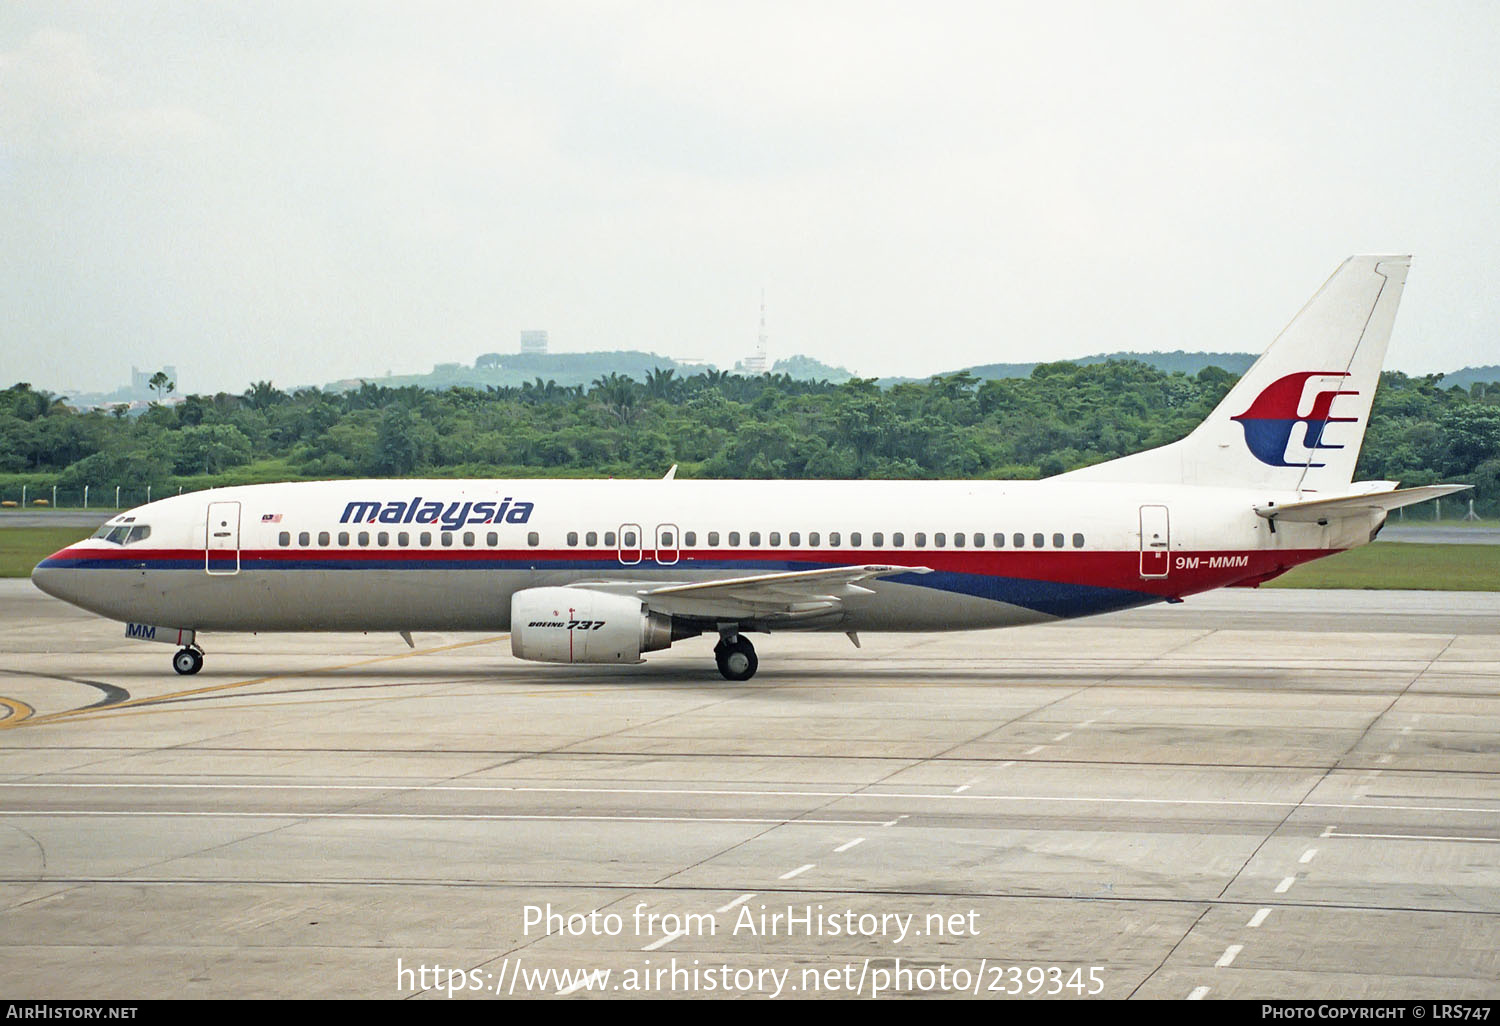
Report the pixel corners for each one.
[32,549,85,606]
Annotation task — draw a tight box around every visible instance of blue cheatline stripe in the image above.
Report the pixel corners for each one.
[889,570,1156,618]
[36,552,1159,619]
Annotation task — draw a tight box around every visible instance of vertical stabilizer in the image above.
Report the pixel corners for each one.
[1060,255,1409,493]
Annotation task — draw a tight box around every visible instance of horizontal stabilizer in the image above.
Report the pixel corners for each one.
[1254,484,1471,523]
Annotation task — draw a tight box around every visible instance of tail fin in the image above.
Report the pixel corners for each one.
[1060,255,1409,493]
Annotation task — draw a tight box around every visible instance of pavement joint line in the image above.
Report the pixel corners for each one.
[7,782,1497,815]
[0,811,888,825]
[1321,830,1500,844]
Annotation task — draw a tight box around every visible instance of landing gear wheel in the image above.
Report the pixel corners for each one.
[714,636,758,682]
[172,647,203,676]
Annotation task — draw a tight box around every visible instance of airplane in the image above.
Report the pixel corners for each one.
[32,255,1469,681]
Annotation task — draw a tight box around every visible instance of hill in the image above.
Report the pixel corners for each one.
[876,350,1258,387]
[1437,365,1500,391]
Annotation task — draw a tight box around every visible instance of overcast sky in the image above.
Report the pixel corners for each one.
[3,1,1498,396]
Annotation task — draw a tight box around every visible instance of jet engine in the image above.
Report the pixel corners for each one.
[510,587,689,664]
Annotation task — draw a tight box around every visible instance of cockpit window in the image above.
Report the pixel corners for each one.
[92,524,151,545]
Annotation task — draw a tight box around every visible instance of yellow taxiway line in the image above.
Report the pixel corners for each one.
[0,635,509,730]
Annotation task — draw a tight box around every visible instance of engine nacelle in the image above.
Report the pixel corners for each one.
[510,587,676,664]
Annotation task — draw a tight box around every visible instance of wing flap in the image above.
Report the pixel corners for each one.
[569,564,932,620]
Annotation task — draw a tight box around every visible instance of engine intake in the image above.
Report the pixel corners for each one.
[510,587,683,664]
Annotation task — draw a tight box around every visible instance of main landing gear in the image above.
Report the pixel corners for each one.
[714,633,758,682]
[172,646,204,676]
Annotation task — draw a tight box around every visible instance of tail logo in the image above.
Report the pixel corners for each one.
[1231,372,1359,468]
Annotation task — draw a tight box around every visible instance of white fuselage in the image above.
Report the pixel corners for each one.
[32,477,1372,635]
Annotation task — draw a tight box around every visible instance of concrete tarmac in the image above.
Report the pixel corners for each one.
[0,580,1497,1000]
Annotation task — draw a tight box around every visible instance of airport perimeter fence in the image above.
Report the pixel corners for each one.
[0,483,192,513]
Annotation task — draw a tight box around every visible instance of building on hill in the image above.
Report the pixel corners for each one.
[521,331,549,355]
[738,292,770,374]
[131,365,178,399]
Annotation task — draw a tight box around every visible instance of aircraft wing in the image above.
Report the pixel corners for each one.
[569,564,933,620]
[1255,484,1472,523]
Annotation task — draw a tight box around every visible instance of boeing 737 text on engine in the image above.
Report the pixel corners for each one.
[33,256,1468,680]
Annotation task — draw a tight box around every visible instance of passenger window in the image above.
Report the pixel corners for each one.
[441,533,453,547]
[1073,533,1085,548]
[768,532,780,546]
[1013,533,1024,548]
[915,533,926,548]
[935,532,945,547]
[850,532,861,546]
[486,532,497,546]
[789,532,800,546]
[1053,533,1065,548]
[809,532,820,546]
[685,531,697,546]
[358,532,370,547]
[605,531,617,546]
[463,531,474,547]
[829,531,840,546]
[527,532,540,547]
[951,533,962,548]
[278,531,291,547]
[1033,533,1045,548]
[872,532,884,547]
[624,530,637,546]
[298,531,310,547]
[419,532,431,546]
[729,532,740,546]
[378,531,390,546]
[338,531,350,546]
[586,531,598,546]
[567,532,579,546]
[318,531,330,546]
[398,532,409,546]
[749,532,761,546]
[661,532,674,546]
[708,531,720,546]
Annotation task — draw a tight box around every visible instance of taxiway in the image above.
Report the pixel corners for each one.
[1,581,1496,999]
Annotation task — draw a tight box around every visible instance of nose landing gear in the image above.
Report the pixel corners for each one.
[172,646,204,675]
